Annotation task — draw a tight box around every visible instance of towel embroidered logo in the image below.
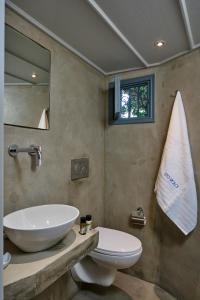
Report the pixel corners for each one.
[164,172,179,189]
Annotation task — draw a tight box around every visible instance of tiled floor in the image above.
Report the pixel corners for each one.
[72,272,176,300]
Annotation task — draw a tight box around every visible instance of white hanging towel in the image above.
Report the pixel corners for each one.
[155,91,197,235]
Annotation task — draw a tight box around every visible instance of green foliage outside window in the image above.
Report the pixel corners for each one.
[109,74,154,125]
[121,84,149,119]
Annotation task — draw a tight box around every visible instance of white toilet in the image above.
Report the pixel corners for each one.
[71,227,142,286]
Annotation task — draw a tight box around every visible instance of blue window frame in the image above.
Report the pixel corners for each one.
[108,74,155,125]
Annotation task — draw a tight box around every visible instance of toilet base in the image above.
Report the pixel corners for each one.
[71,256,117,287]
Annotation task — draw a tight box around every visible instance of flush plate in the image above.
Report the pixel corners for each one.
[71,158,89,180]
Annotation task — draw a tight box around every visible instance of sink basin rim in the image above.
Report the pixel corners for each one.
[4,204,80,231]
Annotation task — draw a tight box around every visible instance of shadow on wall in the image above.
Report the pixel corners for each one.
[159,209,192,246]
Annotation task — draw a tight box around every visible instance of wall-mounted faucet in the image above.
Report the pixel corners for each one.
[8,144,42,169]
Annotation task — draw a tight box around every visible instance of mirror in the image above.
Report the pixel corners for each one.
[4,25,50,130]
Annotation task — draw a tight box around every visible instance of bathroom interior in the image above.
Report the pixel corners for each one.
[1,0,200,299]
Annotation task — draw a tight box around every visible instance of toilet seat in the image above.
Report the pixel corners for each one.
[93,247,142,257]
[90,242,142,270]
[93,227,142,257]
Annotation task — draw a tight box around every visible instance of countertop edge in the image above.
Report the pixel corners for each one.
[4,227,99,300]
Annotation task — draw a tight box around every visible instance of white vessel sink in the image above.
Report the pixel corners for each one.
[4,204,79,252]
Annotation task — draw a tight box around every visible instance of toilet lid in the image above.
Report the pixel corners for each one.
[94,227,142,256]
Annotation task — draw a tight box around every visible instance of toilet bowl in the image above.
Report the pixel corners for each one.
[71,227,142,286]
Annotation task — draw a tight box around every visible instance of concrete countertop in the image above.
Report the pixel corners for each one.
[3,225,99,300]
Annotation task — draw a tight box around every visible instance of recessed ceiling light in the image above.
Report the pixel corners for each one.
[154,40,166,48]
[32,73,37,78]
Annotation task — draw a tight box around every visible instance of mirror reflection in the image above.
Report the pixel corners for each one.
[4,25,50,130]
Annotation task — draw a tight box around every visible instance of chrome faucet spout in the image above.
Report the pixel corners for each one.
[8,144,42,168]
[29,145,42,167]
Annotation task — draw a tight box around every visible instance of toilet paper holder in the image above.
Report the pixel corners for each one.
[130,207,147,226]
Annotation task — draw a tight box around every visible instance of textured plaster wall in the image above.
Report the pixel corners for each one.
[106,49,200,300]
[4,7,200,300]
[5,9,105,221]
[32,273,79,300]
[105,67,164,285]
[158,49,200,300]
[4,9,105,299]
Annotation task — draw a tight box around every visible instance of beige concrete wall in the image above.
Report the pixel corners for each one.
[5,7,200,300]
[105,66,164,284]
[32,272,79,300]
[5,8,105,220]
[157,49,200,300]
[4,8,105,299]
[105,49,200,299]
